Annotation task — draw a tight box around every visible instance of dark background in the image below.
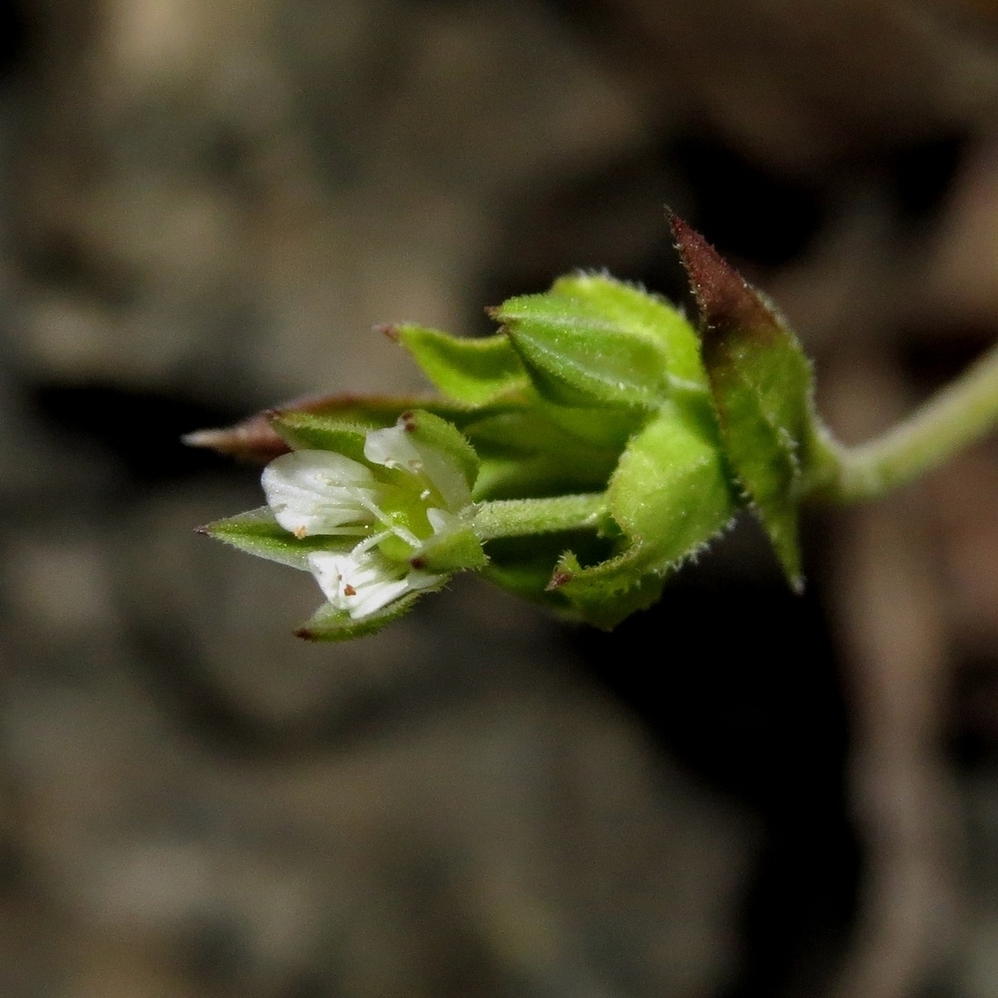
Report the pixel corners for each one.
[2,1,998,995]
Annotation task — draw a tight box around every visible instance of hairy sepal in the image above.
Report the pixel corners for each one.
[394,324,529,405]
[296,590,431,641]
[202,508,336,569]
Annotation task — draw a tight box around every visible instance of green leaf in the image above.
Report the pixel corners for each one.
[393,324,529,405]
[607,401,737,574]
[672,214,815,591]
[200,507,340,569]
[493,278,674,407]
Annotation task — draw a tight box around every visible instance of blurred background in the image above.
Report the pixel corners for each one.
[2,0,998,995]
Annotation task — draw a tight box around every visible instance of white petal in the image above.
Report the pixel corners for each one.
[350,577,411,617]
[404,568,448,594]
[426,507,458,534]
[414,444,471,509]
[363,424,422,472]
[263,450,377,537]
[307,547,444,619]
[364,423,470,510]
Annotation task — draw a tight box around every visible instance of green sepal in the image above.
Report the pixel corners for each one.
[607,402,737,573]
[547,400,737,628]
[200,507,337,570]
[494,277,674,407]
[400,409,480,493]
[481,530,616,608]
[411,524,487,573]
[269,412,370,461]
[394,324,529,405]
[464,409,620,500]
[296,590,431,641]
[186,394,524,466]
[549,547,667,630]
[547,274,708,390]
[672,214,814,591]
[482,558,561,604]
[537,399,644,452]
[305,393,468,427]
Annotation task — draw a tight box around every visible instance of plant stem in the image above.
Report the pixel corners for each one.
[472,492,607,540]
[809,340,998,503]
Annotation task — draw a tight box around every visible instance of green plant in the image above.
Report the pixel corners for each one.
[189,215,998,639]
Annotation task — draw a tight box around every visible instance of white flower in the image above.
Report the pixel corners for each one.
[262,450,383,539]
[260,417,475,621]
[307,547,445,619]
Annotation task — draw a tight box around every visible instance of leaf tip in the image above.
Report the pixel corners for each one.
[669,212,774,339]
[181,429,212,449]
[376,323,401,342]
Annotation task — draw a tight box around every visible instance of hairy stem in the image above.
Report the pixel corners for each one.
[472,492,607,540]
[808,340,998,503]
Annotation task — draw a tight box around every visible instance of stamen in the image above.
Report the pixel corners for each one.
[351,529,393,556]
